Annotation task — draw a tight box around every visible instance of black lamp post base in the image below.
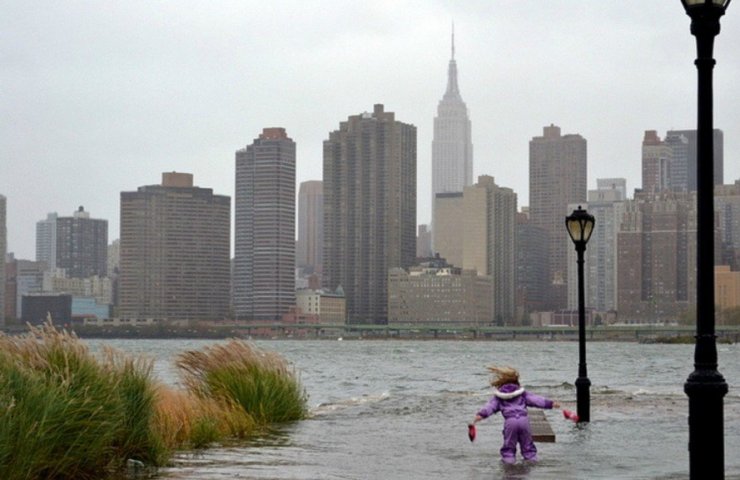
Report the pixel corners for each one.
[575,376,591,423]
[685,369,728,479]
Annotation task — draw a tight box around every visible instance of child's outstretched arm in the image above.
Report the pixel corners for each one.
[474,396,501,423]
[523,391,558,409]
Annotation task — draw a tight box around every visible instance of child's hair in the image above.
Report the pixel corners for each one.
[487,366,520,388]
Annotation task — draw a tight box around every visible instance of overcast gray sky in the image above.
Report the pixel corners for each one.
[2,1,740,260]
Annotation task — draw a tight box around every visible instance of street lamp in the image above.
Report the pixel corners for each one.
[680,0,730,478]
[565,205,594,423]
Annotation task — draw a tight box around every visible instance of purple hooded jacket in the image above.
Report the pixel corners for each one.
[477,383,554,420]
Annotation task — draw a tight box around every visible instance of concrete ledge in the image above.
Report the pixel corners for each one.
[530,410,556,443]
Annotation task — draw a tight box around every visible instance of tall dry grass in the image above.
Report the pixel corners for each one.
[0,323,167,478]
[0,325,303,478]
[153,386,256,450]
[177,340,307,424]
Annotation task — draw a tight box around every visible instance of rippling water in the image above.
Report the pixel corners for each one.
[91,339,740,479]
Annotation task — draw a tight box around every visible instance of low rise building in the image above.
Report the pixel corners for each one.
[21,294,72,325]
[388,259,493,326]
[295,287,346,324]
[43,270,113,305]
[71,296,111,322]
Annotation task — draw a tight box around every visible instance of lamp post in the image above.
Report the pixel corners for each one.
[565,205,595,423]
[680,1,730,478]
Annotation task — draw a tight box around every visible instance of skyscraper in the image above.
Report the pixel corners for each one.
[529,124,587,310]
[664,132,690,191]
[516,210,549,318]
[433,192,464,267]
[0,195,6,326]
[666,128,724,189]
[416,224,432,258]
[234,128,296,321]
[296,180,323,273]
[642,130,672,194]
[567,178,627,313]
[119,172,230,321]
[36,212,57,271]
[431,176,517,323]
[431,28,473,224]
[715,180,740,269]
[462,175,517,323]
[323,104,417,324]
[617,191,699,323]
[55,207,108,278]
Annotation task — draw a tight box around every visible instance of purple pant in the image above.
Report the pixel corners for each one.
[500,415,537,464]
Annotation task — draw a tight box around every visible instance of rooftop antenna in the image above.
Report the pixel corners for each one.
[451,20,455,60]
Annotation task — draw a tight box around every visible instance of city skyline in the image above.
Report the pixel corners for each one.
[2,2,740,259]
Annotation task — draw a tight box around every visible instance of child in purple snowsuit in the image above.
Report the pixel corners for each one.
[471,366,559,464]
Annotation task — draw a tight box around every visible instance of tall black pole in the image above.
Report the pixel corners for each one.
[575,242,590,423]
[683,4,728,479]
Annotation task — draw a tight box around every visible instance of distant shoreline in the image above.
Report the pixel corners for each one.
[4,323,737,344]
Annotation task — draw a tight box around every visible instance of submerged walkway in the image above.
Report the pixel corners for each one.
[531,410,555,442]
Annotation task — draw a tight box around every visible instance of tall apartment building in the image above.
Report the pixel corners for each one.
[107,239,120,275]
[664,132,690,191]
[597,177,628,199]
[416,224,432,258]
[431,30,473,227]
[567,178,627,312]
[119,172,230,322]
[0,195,5,325]
[529,124,587,309]
[296,180,323,273]
[715,180,740,269]
[433,192,464,267]
[462,175,517,323]
[516,211,549,318]
[234,128,296,321]
[617,191,701,323]
[323,104,416,324]
[36,212,57,270]
[642,130,672,194]
[433,176,516,323]
[55,207,107,279]
[4,253,15,321]
[666,128,724,189]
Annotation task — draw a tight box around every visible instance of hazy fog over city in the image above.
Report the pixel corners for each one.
[2,1,740,258]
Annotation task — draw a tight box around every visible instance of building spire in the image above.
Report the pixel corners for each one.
[451,20,455,60]
[445,23,459,97]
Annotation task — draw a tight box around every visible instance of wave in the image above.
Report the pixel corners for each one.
[528,381,687,397]
[311,392,390,415]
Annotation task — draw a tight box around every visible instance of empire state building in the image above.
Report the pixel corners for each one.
[431,30,473,222]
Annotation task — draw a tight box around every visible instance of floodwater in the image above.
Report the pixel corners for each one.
[94,338,740,479]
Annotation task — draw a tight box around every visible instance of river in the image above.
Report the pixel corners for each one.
[91,338,740,479]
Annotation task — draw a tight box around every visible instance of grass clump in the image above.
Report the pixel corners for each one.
[177,340,308,425]
[0,326,304,478]
[0,323,168,479]
[152,387,256,450]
